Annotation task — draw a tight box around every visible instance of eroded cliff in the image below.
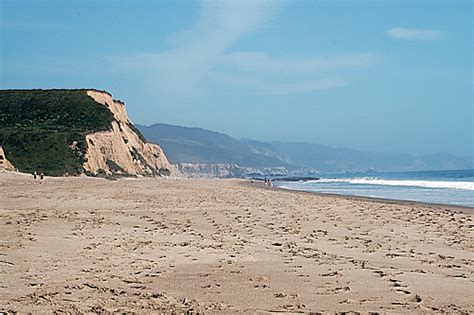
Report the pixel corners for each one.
[83,90,174,176]
[0,147,15,171]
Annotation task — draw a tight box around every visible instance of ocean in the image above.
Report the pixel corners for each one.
[274,169,474,208]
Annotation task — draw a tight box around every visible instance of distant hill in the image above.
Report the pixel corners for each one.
[138,123,473,175]
[0,90,173,176]
[270,142,473,173]
[137,124,291,168]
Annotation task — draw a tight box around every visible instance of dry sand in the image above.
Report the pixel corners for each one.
[0,171,473,313]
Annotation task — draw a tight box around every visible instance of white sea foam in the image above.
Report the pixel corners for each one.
[306,177,474,191]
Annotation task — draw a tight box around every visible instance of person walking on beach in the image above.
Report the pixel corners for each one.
[40,172,44,183]
[33,171,37,183]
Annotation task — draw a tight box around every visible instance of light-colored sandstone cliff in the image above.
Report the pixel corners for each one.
[0,146,15,171]
[176,163,295,178]
[176,163,242,178]
[84,90,174,176]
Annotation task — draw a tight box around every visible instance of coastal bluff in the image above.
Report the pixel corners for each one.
[0,89,174,177]
[0,146,15,171]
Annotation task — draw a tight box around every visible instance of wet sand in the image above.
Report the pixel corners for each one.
[1,172,473,313]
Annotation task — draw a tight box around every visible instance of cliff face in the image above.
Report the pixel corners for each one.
[176,163,294,178]
[0,147,15,171]
[177,163,243,178]
[83,90,174,176]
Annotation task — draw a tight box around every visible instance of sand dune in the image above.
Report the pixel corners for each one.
[0,172,473,313]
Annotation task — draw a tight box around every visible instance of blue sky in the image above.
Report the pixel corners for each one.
[1,0,472,157]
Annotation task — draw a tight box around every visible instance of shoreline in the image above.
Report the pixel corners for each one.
[244,179,474,214]
[2,169,472,213]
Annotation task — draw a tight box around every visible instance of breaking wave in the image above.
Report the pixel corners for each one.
[307,177,474,191]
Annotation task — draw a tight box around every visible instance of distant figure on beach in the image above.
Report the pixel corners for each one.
[264,178,273,188]
[251,178,255,185]
[40,172,44,183]
[33,171,37,183]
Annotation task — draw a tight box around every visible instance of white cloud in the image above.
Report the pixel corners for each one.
[266,79,347,95]
[110,0,280,99]
[220,52,380,74]
[211,52,377,94]
[209,72,347,94]
[387,28,442,41]
[110,1,380,97]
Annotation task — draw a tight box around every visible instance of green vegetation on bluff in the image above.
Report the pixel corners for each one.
[0,89,114,176]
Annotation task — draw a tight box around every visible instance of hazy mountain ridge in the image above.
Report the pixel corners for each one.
[270,142,473,173]
[138,124,291,168]
[138,123,473,176]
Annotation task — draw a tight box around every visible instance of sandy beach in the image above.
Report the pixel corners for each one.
[0,171,473,313]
